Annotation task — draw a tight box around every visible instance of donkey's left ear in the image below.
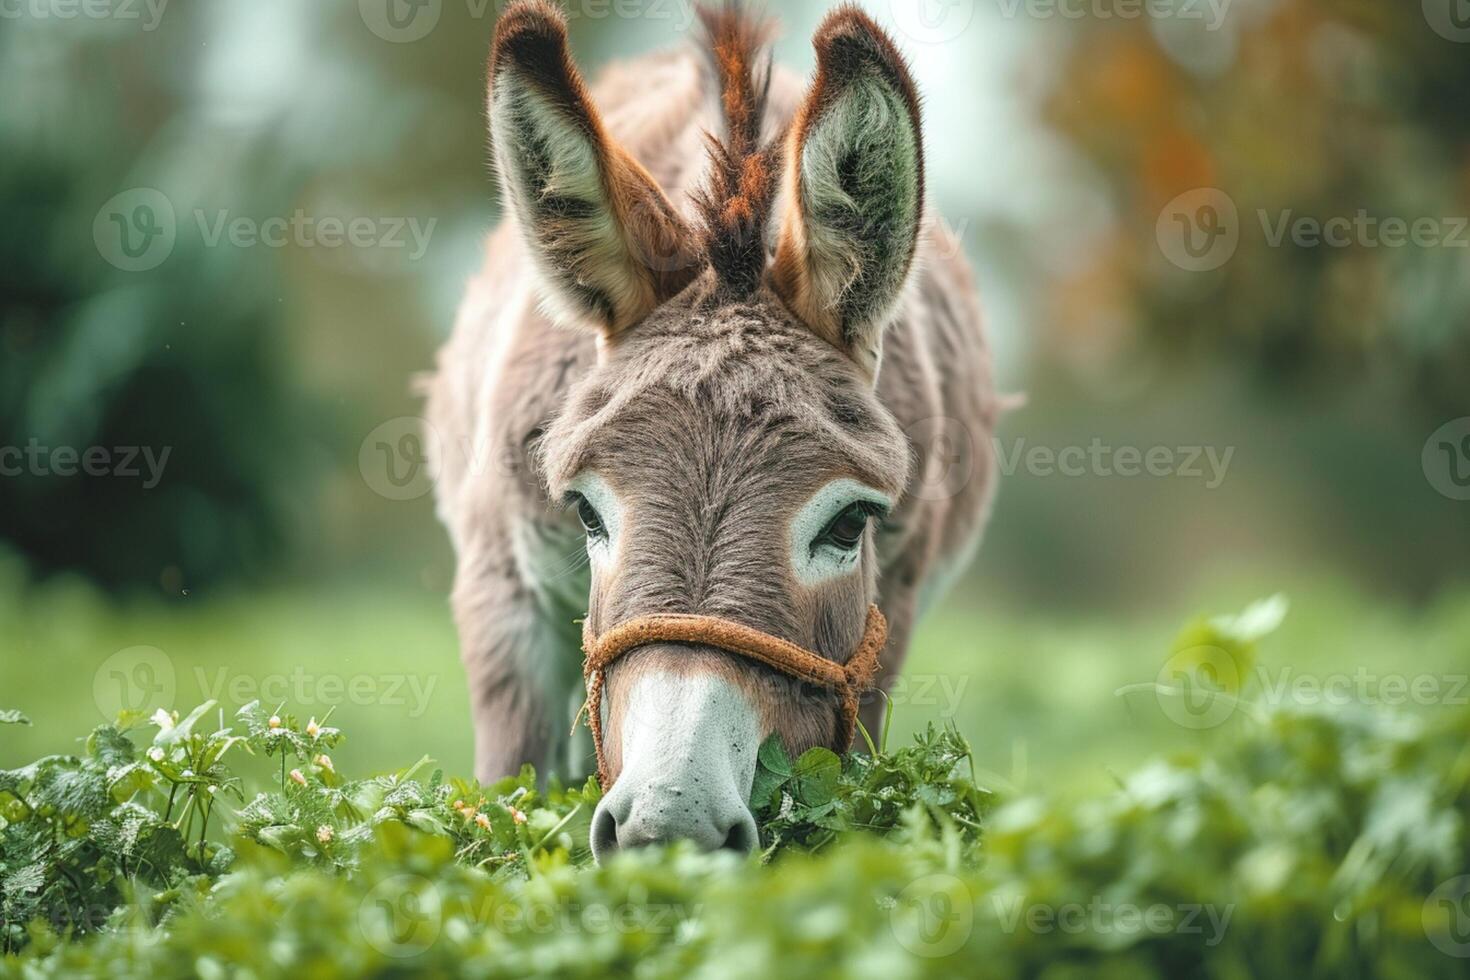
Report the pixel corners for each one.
[771,8,924,378]
[488,1,700,337]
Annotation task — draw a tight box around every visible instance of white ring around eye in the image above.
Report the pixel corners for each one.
[789,478,893,586]
[567,471,623,562]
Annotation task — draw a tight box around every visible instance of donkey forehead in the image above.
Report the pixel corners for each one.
[540,348,909,502]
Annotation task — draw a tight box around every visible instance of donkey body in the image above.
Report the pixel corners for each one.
[427,3,1000,856]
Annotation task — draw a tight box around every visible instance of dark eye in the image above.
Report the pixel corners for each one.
[815,503,874,553]
[571,494,606,540]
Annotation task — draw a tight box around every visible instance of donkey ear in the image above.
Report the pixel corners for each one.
[771,8,924,377]
[488,1,699,335]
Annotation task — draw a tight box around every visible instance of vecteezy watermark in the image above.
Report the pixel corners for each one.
[1257,210,1470,250]
[1158,188,1470,272]
[1424,875,1470,958]
[91,645,441,722]
[991,894,1234,946]
[1136,653,1470,731]
[193,210,436,260]
[1423,0,1470,43]
[360,416,444,501]
[192,666,439,719]
[888,0,975,44]
[93,188,177,272]
[1157,188,1240,272]
[360,875,443,959]
[467,892,702,936]
[0,440,170,488]
[888,873,974,957]
[357,876,700,957]
[358,0,698,44]
[1423,417,1470,501]
[0,0,169,31]
[991,0,1232,31]
[994,438,1235,488]
[93,646,176,721]
[94,188,437,272]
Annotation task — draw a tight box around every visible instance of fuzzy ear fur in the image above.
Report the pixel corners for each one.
[488,1,700,335]
[771,7,925,377]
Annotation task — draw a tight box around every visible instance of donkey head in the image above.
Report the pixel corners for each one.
[488,2,925,857]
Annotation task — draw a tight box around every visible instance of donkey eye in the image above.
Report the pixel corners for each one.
[814,503,873,554]
[571,493,607,540]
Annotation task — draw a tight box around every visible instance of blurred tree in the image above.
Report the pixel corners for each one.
[0,11,318,592]
[1042,0,1470,417]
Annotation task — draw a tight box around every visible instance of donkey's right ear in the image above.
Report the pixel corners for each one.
[488,1,699,336]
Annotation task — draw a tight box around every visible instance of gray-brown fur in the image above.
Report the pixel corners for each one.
[426,2,1001,796]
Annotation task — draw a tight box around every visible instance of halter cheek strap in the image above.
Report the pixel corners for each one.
[579,605,888,789]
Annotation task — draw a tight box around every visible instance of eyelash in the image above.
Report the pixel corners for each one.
[812,501,887,555]
[566,492,607,540]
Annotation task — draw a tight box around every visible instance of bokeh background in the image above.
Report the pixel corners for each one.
[3,0,1468,796]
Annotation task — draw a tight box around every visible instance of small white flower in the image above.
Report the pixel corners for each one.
[181,769,194,779]
[147,747,165,762]
[315,753,334,772]
[150,708,175,731]
[316,825,334,844]
[289,769,307,787]
[777,791,795,821]
[267,715,282,730]
[306,718,320,738]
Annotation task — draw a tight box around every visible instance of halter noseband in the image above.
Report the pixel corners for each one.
[579,605,888,788]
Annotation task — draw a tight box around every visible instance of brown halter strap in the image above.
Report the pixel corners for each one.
[580,605,888,789]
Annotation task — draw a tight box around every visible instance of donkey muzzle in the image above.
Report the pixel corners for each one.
[589,662,761,860]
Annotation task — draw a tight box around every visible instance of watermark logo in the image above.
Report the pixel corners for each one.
[1424,0,1470,43]
[890,873,973,957]
[360,874,443,958]
[1423,418,1470,501]
[906,416,977,502]
[360,0,442,42]
[889,0,975,45]
[360,416,442,501]
[93,646,176,721]
[1157,188,1239,272]
[1424,875,1470,957]
[1153,645,1240,730]
[94,188,176,272]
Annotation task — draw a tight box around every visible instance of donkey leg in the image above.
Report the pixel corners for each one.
[452,544,575,784]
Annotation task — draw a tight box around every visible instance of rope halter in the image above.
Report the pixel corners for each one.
[579,604,888,788]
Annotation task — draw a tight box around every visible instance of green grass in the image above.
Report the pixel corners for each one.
[4,564,1470,977]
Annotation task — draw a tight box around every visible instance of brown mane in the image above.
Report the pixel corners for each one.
[693,4,781,297]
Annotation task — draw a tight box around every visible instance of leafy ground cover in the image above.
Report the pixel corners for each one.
[2,599,1468,977]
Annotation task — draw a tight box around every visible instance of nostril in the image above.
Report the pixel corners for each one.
[719,809,759,854]
[590,799,622,862]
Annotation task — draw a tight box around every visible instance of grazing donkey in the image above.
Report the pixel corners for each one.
[425,0,1001,858]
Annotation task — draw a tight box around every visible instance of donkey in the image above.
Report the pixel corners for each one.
[425,0,1001,858]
